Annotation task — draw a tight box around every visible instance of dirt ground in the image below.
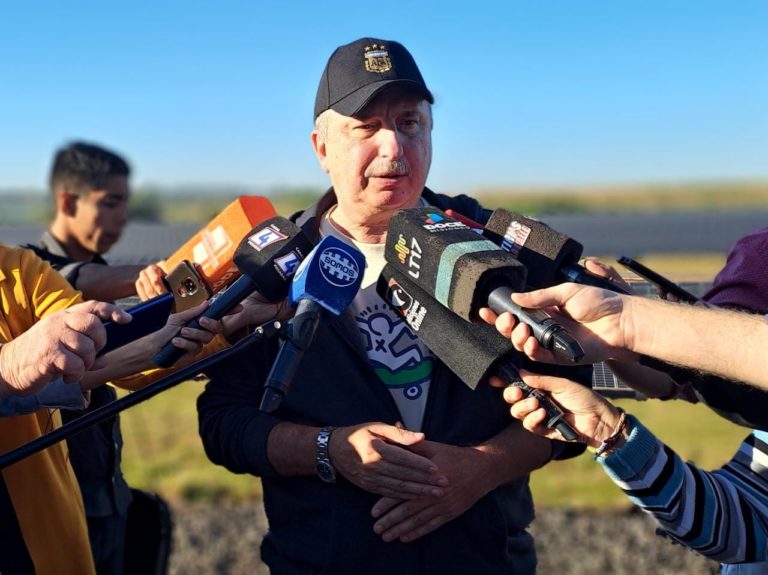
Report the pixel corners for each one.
[167,502,720,575]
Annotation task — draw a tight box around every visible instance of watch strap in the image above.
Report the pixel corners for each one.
[315,426,337,483]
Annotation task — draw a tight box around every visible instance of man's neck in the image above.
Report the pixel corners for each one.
[47,223,95,262]
[327,205,390,244]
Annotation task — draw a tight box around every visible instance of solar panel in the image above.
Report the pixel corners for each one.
[591,362,642,399]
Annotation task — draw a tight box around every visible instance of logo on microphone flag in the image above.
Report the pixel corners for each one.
[500,220,531,259]
[384,278,427,332]
[319,247,361,287]
[423,211,467,232]
[274,251,302,280]
[248,225,288,252]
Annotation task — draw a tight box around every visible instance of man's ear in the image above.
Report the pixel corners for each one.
[59,191,79,216]
[310,130,330,174]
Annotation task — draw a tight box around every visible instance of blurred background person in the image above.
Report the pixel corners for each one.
[26,142,153,301]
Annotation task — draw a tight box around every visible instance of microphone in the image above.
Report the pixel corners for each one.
[259,236,365,413]
[153,217,313,368]
[481,209,632,294]
[377,264,578,440]
[163,196,278,295]
[384,207,584,362]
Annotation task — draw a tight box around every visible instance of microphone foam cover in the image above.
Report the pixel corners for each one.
[233,217,313,301]
[449,251,527,320]
[483,209,583,288]
[386,207,527,320]
[378,264,516,389]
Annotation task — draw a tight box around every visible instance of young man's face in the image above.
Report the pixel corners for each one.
[313,88,433,227]
[68,175,130,255]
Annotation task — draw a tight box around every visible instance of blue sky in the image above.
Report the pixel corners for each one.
[1,0,766,194]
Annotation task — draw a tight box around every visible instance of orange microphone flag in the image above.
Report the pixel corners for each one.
[164,196,277,293]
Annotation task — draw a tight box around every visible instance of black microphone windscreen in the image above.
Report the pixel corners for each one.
[377,264,516,389]
[385,207,527,320]
[153,217,312,368]
[233,217,313,301]
[482,209,583,288]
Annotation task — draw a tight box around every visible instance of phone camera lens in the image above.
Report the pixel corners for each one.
[180,278,198,297]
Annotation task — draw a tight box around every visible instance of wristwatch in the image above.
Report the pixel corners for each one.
[315,426,337,483]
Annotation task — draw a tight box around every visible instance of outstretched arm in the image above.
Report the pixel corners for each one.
[480,283,768,390]
[78,300,223,390]
[498,370,768,563]
[0,300,128,397]
[74,263,148,301]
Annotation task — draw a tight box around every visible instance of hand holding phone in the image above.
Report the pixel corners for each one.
[98,294,175,356]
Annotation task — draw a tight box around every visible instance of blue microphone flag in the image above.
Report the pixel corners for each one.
[289,235,365,315]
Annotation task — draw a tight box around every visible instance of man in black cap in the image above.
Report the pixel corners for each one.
[199,37,588,574]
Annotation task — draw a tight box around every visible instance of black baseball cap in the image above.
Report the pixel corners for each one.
[314,37,434,119]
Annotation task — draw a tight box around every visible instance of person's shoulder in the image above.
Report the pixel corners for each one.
[0,244,77,298]
[732,227,768,252]
[1,243,44,270]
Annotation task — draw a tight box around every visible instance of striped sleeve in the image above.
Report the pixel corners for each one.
[598,417,768,563]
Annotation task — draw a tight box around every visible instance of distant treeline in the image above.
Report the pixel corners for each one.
[1,180,766,225]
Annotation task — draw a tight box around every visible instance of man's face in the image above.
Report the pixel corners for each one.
[68,175,130,255]
[313,89,432,224]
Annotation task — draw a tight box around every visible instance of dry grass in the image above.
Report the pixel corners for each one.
[474,180,768,215]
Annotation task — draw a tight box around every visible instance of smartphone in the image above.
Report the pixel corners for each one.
[99,293,175,356]
[617,256,700,304]
[163,260,211,312]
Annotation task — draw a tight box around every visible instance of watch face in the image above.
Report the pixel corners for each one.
[317,461,336,482]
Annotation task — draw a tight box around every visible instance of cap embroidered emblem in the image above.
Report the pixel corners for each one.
[364,43,392,73]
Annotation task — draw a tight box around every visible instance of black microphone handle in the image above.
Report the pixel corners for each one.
[153,274,258,368]
[495,363,578,441]
[259,298,323,413]
[486,286,584,362]
[0,322,280,470]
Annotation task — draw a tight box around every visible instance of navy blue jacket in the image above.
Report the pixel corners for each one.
[198,190,588,574]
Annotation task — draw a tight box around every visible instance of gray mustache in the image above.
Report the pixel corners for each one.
[365,160,410,178]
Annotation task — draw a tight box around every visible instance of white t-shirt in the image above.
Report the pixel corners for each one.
[319,209,432,431]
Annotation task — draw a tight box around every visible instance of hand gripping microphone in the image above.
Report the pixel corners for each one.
[153,217,313,368]
[481,209,632,294]
[377,264,578,440]
[259,236,365,413]
[384,207,584,362]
